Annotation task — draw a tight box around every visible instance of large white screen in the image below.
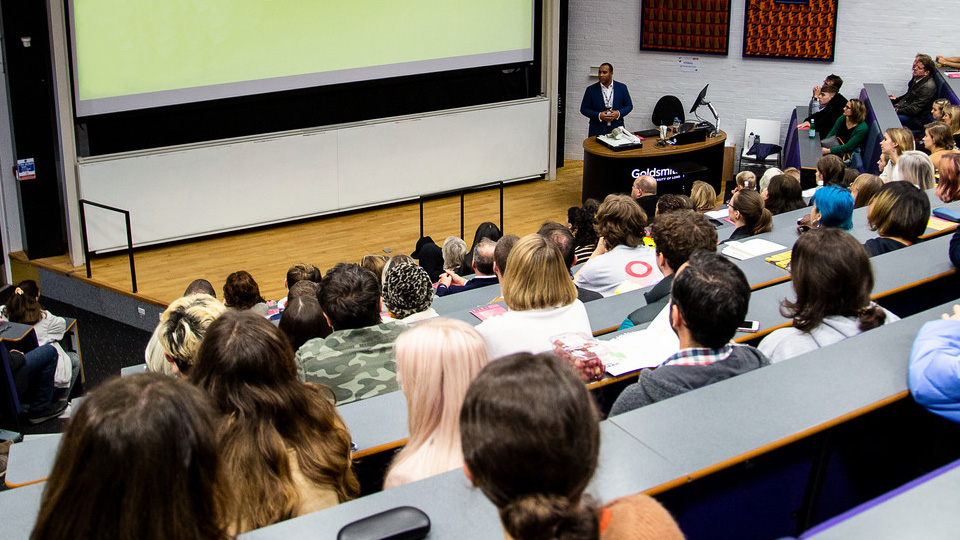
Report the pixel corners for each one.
[69,1,535,116]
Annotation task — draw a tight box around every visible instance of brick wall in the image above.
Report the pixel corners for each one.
[564,0,957,164]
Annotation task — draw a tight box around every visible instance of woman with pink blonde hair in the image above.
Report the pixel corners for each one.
[383,318,490,489]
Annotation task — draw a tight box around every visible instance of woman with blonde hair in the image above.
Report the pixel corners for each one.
[480,234,591,358]
[150,293,226,377]
[384,318,490,489]
[191,310,359,534]
[942,104,960,147]
[690,180,718,212]
[850,173,883,209]
[897,150,936,189]
[879,127,915,182]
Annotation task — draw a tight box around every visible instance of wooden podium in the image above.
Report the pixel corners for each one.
[581,130,727,202]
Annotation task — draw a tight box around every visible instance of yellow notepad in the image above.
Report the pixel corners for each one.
[765,250,792,271]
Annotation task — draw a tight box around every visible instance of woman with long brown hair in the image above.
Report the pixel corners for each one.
[726,189,773,241]
[31,373,230,540]
[191,310,359,534]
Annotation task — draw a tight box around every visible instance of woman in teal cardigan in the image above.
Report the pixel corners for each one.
[821,98,868,161]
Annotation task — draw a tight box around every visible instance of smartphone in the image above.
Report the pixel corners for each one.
[737,320,760,333]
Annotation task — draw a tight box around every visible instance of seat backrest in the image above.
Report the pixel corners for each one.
[743,118,781,148]
[651,95,685,126]
[862,120,883,174]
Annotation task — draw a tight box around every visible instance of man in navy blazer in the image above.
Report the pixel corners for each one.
[580,62,634,137]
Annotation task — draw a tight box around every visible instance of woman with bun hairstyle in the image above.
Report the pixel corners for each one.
[31,373,230,540]
[759,228,897,363]
[383,318,490,489]
[726,189,772,241]
[460,352,685,540]
[191,310,359,534]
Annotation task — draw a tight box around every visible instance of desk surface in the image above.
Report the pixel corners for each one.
[791,105,823,171]
[936,65,960,104]
[862,83,902,133]
[582,130,727,159]
[0,481,46,539]
[805,458,960,539]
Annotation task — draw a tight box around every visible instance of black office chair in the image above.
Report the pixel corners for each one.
[651,95,685,127]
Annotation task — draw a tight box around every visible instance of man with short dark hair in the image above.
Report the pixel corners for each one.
[183,278,216,298]
[492,235,521,280]
[890,54,938,131]
[436,238,499,296]
[631,174,659,221]
[800,84,845,131]
[609,251,770,415]
[295,263,406,405]
[619,210,718,329]
[537,222,602,303]
[580,62,633,137]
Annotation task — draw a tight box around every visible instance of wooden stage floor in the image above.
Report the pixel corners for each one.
[15,161,588,308]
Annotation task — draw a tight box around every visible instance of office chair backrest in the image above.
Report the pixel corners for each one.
[652,95,685,126]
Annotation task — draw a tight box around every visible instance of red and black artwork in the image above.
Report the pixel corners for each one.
[640,0,731,56]
[742,0,838,61]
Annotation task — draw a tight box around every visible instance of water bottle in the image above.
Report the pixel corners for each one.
[672,117,681,132]
[755,134,761,147]
[748,131,755,148]
[808,119,816,139]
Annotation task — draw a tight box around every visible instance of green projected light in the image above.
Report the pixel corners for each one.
[70,0,534,115]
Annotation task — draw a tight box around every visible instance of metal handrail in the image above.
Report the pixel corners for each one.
[78,200,138,293]
[418,181,505,240]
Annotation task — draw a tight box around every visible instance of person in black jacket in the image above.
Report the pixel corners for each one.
[799,85,845,132]
[890,54,938,131]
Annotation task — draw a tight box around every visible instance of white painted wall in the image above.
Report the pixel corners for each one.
[564,0,958,161]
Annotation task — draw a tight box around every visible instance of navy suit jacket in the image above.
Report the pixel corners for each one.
[435,275,499,297]
[580,81,633,137]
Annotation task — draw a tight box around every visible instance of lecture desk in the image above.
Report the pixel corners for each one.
[0,481,46,539]
[802,458,960,539]
[783,105,823,175]
[861,83,902,134]
[935,65,960,104]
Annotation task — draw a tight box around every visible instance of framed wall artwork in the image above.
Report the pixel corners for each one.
[742,0,838,61]
[640,0,731,56]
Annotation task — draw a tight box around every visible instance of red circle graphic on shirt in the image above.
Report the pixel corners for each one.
[625,261,653,278]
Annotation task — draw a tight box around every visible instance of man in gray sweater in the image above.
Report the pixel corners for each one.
[610,251,770,415]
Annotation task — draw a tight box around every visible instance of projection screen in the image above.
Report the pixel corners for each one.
[68,1,536,117]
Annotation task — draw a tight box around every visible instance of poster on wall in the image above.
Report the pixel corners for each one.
[640,0,731,56]
[742,0,838,61]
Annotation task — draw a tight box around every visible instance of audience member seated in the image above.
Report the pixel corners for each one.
[568,202,600,263]
[908,304,960,423]
[280,264,322,309]
[783,167,802,182]
[458,222,502,275]
[758,228,896,363]
[31,373,230,540]
[890,54,938,131]
[726,189,773,241]
[655,193,694,217]
[936,154,960,203]
[492,234,520,282]
[631,174,659,220]
[184,278,217,298]
[922,121,960,172]
[820,99,867,166]
[411,236,444,283]
[762,174,806,215]
[360,254,389,281]
[383,318,490,489]
[382,261,437,324]
[942,104,960,147]
[898,150,937,189]
[936,55,960,69]
[538,223,602,303]
[850,173,883,208]
[288,278,319,302]
[478,234,591,359]
[575,194,663,296]
[817,154,847,186]
[864,181,931,256]
[805,74,844,116]
[758,167,783,193]
[808,184,854,231]
[731,170,757,199]
[610,251,770,415]
[879,127,916,183]
[800,84,846,132]
[441,236,468,275]
[193,311,358,534]
[223,270,268,317]
[279,296,331,351]
[932,98,950,123]
[1,280,77,423]
[437,238,499,296]
[461,352,685,540]
[690,180,718,213]
[620,210,718,329]
[296,263,407,405]
[150,293,226,378]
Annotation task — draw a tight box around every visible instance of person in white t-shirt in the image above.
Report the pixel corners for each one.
[477,234,591,359]
[574,194,663,297]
